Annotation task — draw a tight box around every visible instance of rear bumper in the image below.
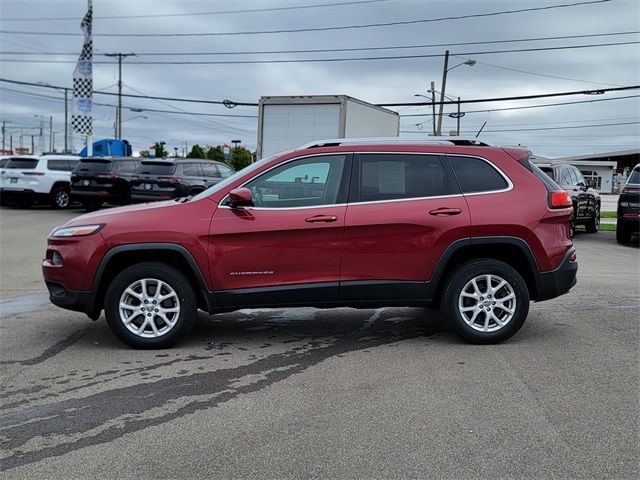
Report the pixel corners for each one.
[618,214,640,232]
[71,189,125,204]
[534,247,578,301]
[1,189,49,201]
[45,281,100,319]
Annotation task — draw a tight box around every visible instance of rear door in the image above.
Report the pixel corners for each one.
[340,152,468,302]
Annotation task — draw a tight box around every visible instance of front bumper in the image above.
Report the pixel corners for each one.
[534,247,578,301]
[45,281,100,319]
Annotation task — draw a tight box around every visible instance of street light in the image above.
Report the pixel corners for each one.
[437,51,476,135]
[115,115,147,138]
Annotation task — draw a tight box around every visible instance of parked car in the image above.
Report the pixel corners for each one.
[70,156,141,210]
[616,163,640,244]
[0,155,80,208]
[538,163,600,236]
[43,139,577,349]
[131,158,234,203]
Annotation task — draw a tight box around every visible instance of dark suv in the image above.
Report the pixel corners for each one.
[43,139,577,349]
[538,163,600,236]
[131,159,234,203]
[617,163,639,244]
[71,157,141,210]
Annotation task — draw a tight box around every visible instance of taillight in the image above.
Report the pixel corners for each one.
[549,191,572,208]
[569,251,577,263]
[96,173,120,179]
[158,176,181,183]
[22,171,45,176]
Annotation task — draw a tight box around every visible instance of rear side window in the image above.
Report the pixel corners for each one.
[182,163,203,176]
[355,154,455,202]
[47,159,72,171]
[201,163,219,177]
[6,158,39,169]
[138,162,175,175]
[449,156,508,193]
[76,160,112,173]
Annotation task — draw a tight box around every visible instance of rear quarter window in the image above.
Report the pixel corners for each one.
[449,156,509,193]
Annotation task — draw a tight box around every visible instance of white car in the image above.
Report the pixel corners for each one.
[0,155,80,208]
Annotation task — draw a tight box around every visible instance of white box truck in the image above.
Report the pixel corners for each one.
[257,95,400,159]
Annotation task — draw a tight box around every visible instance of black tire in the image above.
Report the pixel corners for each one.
[50,185,71,209]
[441,259,530,344]
[82,201,102,211]
[585,204,600,233]
[616,221,631,244]
[104,262,198,349]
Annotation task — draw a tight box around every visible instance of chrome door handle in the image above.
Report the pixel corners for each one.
[305,215,338,223]
[429,207,462,216]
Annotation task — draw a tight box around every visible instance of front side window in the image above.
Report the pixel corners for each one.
[244,155,346,208]
[217,163,234,178]
[449,155,509,194]
[354,154,455,202]
[201,163,219,177]
[573,168,586,185]
[560,168,573,186]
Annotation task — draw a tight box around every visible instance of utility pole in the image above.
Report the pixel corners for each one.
[2,121,5,152]
[105,53,135,140]
[430,81,436,136]
[437,50,450,136]
[49,116,53,152]
[457,97,461,136]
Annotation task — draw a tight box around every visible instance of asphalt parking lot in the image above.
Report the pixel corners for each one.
[1,207,638,479]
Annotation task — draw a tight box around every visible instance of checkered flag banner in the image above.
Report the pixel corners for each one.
[72,0,93,136]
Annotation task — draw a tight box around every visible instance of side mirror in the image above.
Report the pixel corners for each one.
[228,187,253,208]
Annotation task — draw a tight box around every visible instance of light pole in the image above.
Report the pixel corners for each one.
[436,51,475,136]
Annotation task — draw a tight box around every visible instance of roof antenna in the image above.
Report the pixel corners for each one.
[475,121,487,138]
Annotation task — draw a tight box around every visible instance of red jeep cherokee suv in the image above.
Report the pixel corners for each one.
[43,139,577,348]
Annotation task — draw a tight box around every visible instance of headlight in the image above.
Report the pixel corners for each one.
[50,224,104,237]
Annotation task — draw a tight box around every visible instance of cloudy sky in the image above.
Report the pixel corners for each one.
[1,0,639,157]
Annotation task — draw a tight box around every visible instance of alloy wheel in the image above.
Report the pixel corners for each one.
[118,278,181,338]
[55,189,70,208]
[458,274,516,332]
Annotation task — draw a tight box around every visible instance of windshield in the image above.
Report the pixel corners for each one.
[628,166,640,185]
[191,153,282,201]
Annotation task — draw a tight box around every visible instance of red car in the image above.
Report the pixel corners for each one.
[43,139,577,348]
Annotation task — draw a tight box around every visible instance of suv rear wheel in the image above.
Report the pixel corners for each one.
[50,185,71,209]
[616,222,632,244]
[442,259,530,344]
[104,262,197,349]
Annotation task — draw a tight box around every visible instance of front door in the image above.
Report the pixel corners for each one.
[209,153,350,308]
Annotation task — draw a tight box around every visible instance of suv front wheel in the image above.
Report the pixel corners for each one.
[104,262,198,349]
[442,259,530,344]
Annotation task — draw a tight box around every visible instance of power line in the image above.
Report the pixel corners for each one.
[1,0,391,21]
[0,0,611,37]
[400,94,640,116]
[3,78,638,107]
[1,31,636,56]
[401,120,640,134]
[0,86,258,117]
[2,41,638,65]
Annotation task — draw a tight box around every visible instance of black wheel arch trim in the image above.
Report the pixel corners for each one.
[92,243,213,309]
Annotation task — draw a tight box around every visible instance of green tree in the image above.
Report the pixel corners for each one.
[229,146,253,171]
[187,144,206,158]
[139,150,150,157]
[153,142,168,158]
[206,145,225,162]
